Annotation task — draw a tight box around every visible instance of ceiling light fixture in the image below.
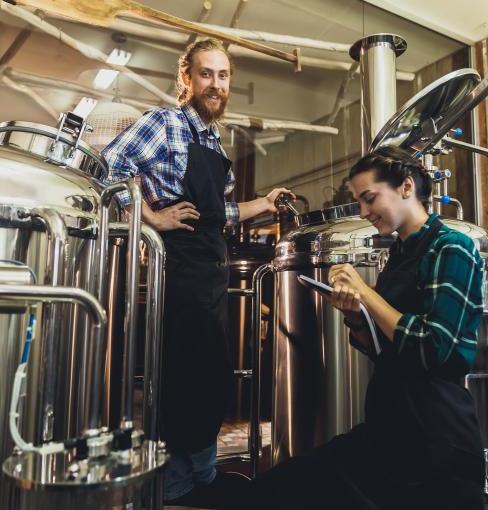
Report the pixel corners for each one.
[73,96,98,118]
[93,48,132,90]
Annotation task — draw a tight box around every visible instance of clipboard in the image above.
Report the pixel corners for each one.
[297,274,382,355]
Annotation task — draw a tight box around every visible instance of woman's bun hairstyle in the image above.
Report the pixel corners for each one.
[349,146,432,207]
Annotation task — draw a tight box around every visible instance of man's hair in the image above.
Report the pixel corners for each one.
[176,38,234,105]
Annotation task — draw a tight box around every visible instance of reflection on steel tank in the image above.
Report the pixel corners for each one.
[0,113,167,508]
[0,115,120,466]
[0,115,121,501]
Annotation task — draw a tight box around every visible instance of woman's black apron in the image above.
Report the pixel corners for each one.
[366,217,483,477]
[328,216,485,509]
[243,217,485,510]
[159,116,234,453]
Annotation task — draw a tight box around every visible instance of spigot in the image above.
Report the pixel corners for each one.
[275,193,300,217]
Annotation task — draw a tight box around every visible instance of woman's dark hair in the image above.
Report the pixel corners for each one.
[349,146,432,207]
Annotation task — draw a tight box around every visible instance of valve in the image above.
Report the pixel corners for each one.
[432,169,451,182]
[450,127,463,138]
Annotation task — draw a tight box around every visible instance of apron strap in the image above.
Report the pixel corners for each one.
[182,110,201,145]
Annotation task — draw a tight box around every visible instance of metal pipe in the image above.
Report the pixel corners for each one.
[434,183,442,215]
[249,263,274,478]
[109,222,165,440]
[433,195,464,220]
[228,288,254,296]
[29,207,66,287]
[101,239,123,428]
[349,34,407,155]
[443,136,488,158]
[96,181,142,430]
[0,285,106,435]
[28,208,67,443]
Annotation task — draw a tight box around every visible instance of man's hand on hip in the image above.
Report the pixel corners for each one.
[146,202,200,232]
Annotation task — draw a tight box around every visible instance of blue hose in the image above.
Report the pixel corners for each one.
[20,313,36,364]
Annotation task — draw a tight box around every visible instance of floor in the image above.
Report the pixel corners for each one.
[217,420,271,456]
[134,389,488,510]
[165,420,271,510]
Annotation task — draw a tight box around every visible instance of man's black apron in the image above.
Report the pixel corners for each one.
[159,116,234,453]
[244,217,485,510]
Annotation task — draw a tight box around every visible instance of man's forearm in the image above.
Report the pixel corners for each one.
[237,198,269,222]
[125,202,159,229]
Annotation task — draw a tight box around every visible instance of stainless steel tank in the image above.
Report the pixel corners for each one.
[0,112,168,507]
[3,438,167,510]
[272,205,379,463]
[271,210,488,465]
[0,282,167,510]
[0,113,120,467]
[271,34,488,466]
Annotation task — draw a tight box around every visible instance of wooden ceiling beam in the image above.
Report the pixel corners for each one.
[0,26,32,66]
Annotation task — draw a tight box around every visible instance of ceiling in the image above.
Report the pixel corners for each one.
[365,0,488,44]
[0,0,474,131]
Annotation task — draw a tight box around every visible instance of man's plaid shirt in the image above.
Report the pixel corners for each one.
[388,213,484,371]
[101,103,240,225]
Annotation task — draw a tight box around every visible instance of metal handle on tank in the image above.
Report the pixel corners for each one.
[96,181,142,430]
[0,285,106,436]
[109,222,165,440]
[249,263,274,478]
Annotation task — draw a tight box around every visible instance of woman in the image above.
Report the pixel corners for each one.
[225,146,485,510]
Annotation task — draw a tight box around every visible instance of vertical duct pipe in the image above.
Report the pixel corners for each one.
[349,34,407,155]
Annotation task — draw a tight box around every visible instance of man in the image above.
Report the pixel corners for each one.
[102,38,293,507]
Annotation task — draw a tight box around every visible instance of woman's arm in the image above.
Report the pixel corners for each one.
[329,234,484,371]
[329,265,401,343]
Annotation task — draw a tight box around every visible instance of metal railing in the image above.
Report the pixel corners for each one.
[218,263,274,478]
[109,223,165,441]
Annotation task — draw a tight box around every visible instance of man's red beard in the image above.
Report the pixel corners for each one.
[189,88,229,123]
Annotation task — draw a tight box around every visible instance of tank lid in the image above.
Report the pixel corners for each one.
[370,68,488,155]
[299,202,360,226]
[0,118,108,179]
[274,216,393,269]
[273,216,488,270]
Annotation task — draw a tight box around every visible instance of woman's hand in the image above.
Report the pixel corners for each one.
[328,263,402,343]
[328,263,369,296]
[329,285,362,314]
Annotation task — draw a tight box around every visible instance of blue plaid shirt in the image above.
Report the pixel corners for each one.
[101,104,240,225]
